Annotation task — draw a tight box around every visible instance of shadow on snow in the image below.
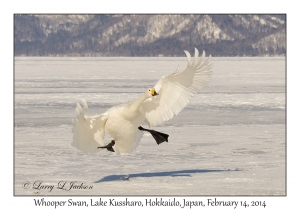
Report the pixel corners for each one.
[95,169,240,183]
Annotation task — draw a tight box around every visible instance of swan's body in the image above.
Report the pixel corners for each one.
[72,48,213,154]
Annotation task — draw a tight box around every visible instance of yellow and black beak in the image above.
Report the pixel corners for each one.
[151,89,159,96]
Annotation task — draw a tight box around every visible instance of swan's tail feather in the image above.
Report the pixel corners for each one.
[82,99,89,113]
[71,100,107,154]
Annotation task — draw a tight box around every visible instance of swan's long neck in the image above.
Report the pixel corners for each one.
[129,93,148,113]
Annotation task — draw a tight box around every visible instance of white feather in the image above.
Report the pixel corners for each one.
[192,48,199,67]
[81,99,89,113]
[71,100,107,154]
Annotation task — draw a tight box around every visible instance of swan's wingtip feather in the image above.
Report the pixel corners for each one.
[184,50,191,65]
[192,48,199,66]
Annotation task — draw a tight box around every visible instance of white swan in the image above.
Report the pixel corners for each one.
[71,48,213,154]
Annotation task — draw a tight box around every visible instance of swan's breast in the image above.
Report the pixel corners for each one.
[104,105,145,139]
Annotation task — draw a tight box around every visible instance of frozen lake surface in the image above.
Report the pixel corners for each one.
[14,56,285,195]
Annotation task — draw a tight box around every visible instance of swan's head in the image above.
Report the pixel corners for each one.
[146,88,159,97]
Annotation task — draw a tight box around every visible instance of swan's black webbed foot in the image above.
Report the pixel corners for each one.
[138,126,169,145]
[98,140,115,152]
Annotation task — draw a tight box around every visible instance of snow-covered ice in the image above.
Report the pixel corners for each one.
[14,56,285,195]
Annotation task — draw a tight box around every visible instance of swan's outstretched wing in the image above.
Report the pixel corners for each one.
[71,99,108,154]
[142,48,213,127]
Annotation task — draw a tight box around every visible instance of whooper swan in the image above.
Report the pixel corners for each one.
[72,48,213,154]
